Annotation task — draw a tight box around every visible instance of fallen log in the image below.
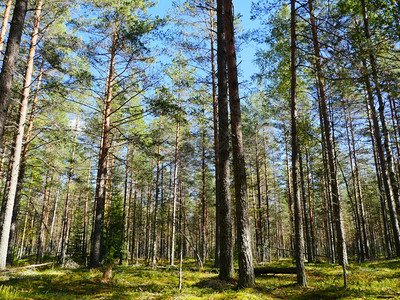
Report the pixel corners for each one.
[254,267,297,276]
[0,262,54,273]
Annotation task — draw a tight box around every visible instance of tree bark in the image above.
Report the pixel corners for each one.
[363,77,400,256]
[201,125,207,262]
[361,0,400,224]
[362,60,400,256]
[0,0,42,269]
[387,92,400,185]
[0,120,16,234]
[208,1,220,268]
[119,150,130,265]
[130,181,138,263]
[343,105,364,261]
[9,59,44,264]
[36,155,52,263]
[305,150,317,260]
[0,134,9,185]
[319,102,336,263]
[250,167,260,263]
[17,177,33,259]
[216,0,234,281]
[308,0,348,276]
[42,182,53,255]
[290,0,307,285]
[82,156,91,262]
[255,131,264,262]
[90,22,117,267]
[66,192,78,259]
[48,189,59,255]
[178,187,183,292]
[158,163,164,259]
[348,111,370,259]
[151,124,162,265]
[263,131,272,262]
[60,113,79,265]
[273,174,280,260]
[125,163,134,263]
[224,0,255,288]
[170,111,180,266]
[284,133,294,255]
[0,0,29,144]
[0,0,13,55]
[103,144,115,264]
[366,101,392,258]
[299,151,312,263]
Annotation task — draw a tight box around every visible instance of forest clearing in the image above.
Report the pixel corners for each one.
[0,0,400,298]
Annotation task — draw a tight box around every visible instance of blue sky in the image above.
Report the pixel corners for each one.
[150,1,260,86]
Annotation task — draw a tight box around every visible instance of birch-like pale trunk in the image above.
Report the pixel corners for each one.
[151,123,162,265]
[0,0,43,269]
[170,107,180,266]
[0,0,13,55]
[60,113,79,265]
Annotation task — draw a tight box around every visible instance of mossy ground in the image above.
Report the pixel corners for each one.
[0,259,399,299]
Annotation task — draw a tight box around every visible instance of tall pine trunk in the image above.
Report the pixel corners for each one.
[343,105,364,261]
[0,0,29,144]
[216,0,234,281]
[362,60,400,256]
[348,111,370,259]
[104,145,115,264]
[8,60,44,264]
[308,0,348,276]
[90,23,117,268]
[366,101,392,257]
[0,0,42,269]
[208,1,220,268]
[224,0,255,288]
[361,0,400,223]
[290,0,307,285]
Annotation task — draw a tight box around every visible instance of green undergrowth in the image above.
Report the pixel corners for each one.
[0,258,398,299]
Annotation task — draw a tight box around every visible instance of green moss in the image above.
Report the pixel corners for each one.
[0,285,20,299]
[0,259,398,299]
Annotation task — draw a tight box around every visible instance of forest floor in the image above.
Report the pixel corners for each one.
[0,258,399,299]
